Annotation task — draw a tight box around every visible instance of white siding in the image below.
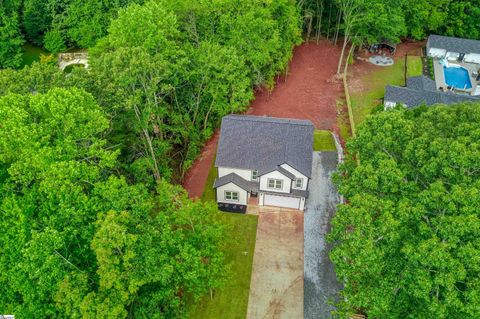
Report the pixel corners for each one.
[259,170,292,193]
[264,194,300,209]
[464,53,480,64]
[218,167,253,181]
[428,48,446,58]
[280,163,308,191]
[216,182,248,205]
[299,197,306,211]
[384,101,404,109]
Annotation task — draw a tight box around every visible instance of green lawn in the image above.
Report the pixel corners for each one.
[21,44,50,68]
[188,149,258,319]
[188,213,258,319]
[350,56,422,126]
[201,153,217,202]
[313,130,336,151]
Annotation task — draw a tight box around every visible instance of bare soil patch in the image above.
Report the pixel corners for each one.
[182,131,219,199]
[183,40,343,198]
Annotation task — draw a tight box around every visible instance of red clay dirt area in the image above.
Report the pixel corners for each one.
[182,40,342,198]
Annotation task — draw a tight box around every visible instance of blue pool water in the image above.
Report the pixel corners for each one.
[443,66,472,89]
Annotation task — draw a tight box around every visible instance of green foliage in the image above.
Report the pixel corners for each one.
[188,213,258,319]
[89,0,300,182]
[0,88,227,318]
[330,104,480,318]
[0,8,24,68]
[43,29,67,53]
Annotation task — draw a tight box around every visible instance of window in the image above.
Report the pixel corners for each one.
[252,170,258,181]
[267,179,283,190]
[294,178,303,189]
[225,191,239,201]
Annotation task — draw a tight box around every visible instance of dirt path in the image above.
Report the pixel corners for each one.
[183,40,342,198]
[182,131,219,199]
[246,210,304,319]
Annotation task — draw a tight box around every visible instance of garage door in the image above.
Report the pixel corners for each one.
[264,194,300,209]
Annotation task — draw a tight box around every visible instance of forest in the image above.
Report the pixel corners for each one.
[3,0,480,69]
[0,0,302,317]
[331,105,480,318]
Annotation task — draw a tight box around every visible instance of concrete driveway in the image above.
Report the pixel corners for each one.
[304,151,343,319]
[247,210,304,319]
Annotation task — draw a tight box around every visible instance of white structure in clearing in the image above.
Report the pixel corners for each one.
[213,115,313,212]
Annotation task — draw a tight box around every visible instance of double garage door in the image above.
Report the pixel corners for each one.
[264,194,301,209]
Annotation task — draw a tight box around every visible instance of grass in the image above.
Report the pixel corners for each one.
[188,212,258,319]
[21,43,50,68]
[350,56,422,126]
[313,130,336,151]
[187,149,258,319]
[201,153,218,202]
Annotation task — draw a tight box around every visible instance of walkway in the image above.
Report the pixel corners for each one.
[304,151,343,318]
[246,210,304,319]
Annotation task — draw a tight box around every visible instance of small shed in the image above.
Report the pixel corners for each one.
[369,41,397,55]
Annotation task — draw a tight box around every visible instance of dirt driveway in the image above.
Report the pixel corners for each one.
[246,210,304,319]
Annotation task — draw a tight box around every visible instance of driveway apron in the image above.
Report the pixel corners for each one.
[247,210,304,319]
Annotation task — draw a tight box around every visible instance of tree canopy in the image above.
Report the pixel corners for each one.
[0,88,226,318]
[330,104,480,318]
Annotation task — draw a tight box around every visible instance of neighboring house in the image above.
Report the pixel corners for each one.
[213,115,314,213]
[427,34,480,64]
[384,75,480,109]
[384,34,480,108]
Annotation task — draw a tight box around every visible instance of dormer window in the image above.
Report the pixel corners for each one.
[252,170,258,181]
[294,178,303,189]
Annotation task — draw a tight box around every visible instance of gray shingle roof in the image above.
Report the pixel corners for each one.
[215,115,314,177]
[427,34,480,55]
[213,173,259,191]
[259,166,296,180]
[385,85,480,108]
[406,75,437,92]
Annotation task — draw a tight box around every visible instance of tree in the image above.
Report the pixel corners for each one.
[0,8,24,68]
[43,28,67,53]
[330,103,480,318]
[22,0,52,45]
[0,87,227,318]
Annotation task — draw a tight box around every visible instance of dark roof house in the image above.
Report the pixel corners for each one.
[385,84,480,108]
[215,115,314,177]
[427,35,480,55]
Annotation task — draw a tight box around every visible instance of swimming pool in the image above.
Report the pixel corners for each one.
[443,66,472,90]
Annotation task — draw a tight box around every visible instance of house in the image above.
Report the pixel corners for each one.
[384,75,480,109]
[427,34,480,64]
[213,115,314,213]
[384,34,480,108]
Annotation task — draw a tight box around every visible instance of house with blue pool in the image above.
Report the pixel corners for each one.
[385,35,480,109]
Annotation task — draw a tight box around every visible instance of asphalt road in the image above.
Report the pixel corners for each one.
[304,151,343,319]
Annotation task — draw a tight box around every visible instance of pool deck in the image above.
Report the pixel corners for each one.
[433,59,480,95]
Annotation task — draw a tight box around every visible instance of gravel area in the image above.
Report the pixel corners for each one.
[304,151,343,319]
